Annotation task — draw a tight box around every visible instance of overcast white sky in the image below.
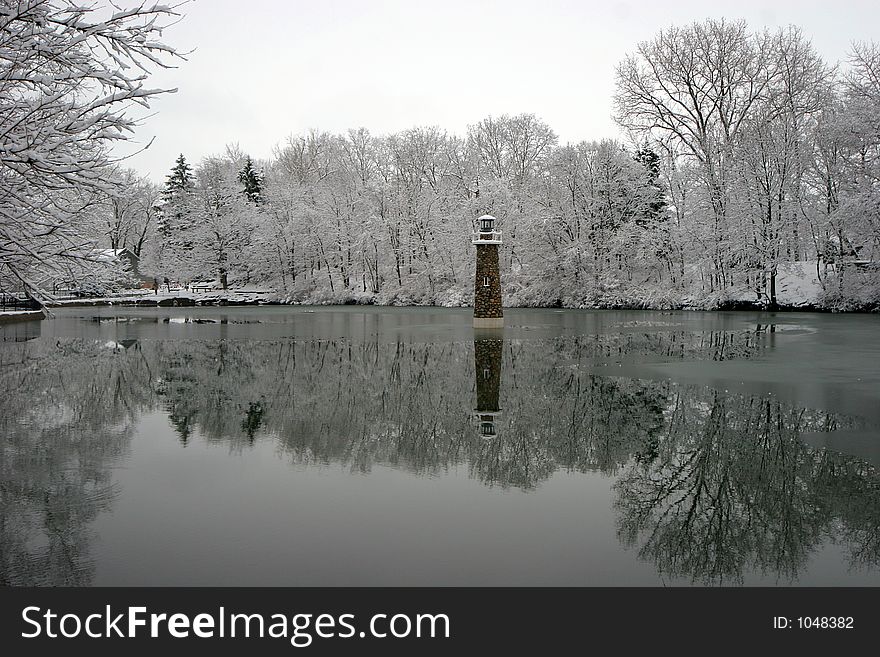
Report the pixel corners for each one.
[122,0,880,183]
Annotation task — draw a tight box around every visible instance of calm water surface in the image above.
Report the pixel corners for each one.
[1,307,879,586]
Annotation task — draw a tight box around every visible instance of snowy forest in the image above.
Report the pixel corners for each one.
[1,5,879,310]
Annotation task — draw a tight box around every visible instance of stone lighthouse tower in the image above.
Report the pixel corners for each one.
[472,214,503,328]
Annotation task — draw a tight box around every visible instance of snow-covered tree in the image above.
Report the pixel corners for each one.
[614,19,779,290]
[238,156,263,204]
[145,154,199,284]
[85,168,159,257]
[0,0,183,299]
[192,157,259,289]
[164,154,194,200]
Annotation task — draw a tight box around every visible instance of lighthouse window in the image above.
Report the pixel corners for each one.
[483,276,490,287]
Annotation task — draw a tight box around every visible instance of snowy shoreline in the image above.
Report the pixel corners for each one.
[2,298,876,319]
[36,295,876,313]
[16,260,880,316]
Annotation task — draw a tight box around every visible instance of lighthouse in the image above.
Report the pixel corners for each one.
[472,214,503,328]
[474,336,503,438]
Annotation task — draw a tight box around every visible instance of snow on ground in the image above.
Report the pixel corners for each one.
[678,260,826,309]
[48,287,279,306]
[19,263,872,312]
[775,261,823,307]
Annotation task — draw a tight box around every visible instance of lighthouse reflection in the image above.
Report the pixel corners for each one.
[474,332,503,438]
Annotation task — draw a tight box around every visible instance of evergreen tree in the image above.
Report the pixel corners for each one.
[164,154,194,200]
[634,143,667,228]
[152,154,198,281]
[238,156,263,203]
[631,142,672,277]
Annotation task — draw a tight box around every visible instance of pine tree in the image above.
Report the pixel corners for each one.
[238,156,263,203]
[152,154,198,281]
[633,142,672,276]
[164,154,194,200]
[158,154,193,239]
[634,143,667,228]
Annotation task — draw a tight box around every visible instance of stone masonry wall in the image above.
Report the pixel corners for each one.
[474,244,502,318]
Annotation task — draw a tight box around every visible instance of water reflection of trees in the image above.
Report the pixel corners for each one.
[0,339,152,585]
[142,337,672,482]
[1,327,877,585]
[612,391,873,584]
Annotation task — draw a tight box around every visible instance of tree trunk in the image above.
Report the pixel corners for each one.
[768,267,777,310]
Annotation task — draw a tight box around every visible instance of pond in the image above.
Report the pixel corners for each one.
[1,306,879,586]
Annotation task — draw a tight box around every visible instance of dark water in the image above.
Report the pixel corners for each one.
[1,307,879,586]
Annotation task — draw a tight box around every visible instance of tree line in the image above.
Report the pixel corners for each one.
[131,20,879,309]
[1,9,878,309]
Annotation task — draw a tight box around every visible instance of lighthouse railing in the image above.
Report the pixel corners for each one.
[471,231,503,244]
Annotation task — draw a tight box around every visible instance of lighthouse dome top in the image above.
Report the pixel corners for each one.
[478,214,496,232]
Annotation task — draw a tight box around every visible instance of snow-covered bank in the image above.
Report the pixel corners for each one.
[286,262,877,312]
[507,261,880,312]
[47,288,278,308]
[36,262,879,313]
